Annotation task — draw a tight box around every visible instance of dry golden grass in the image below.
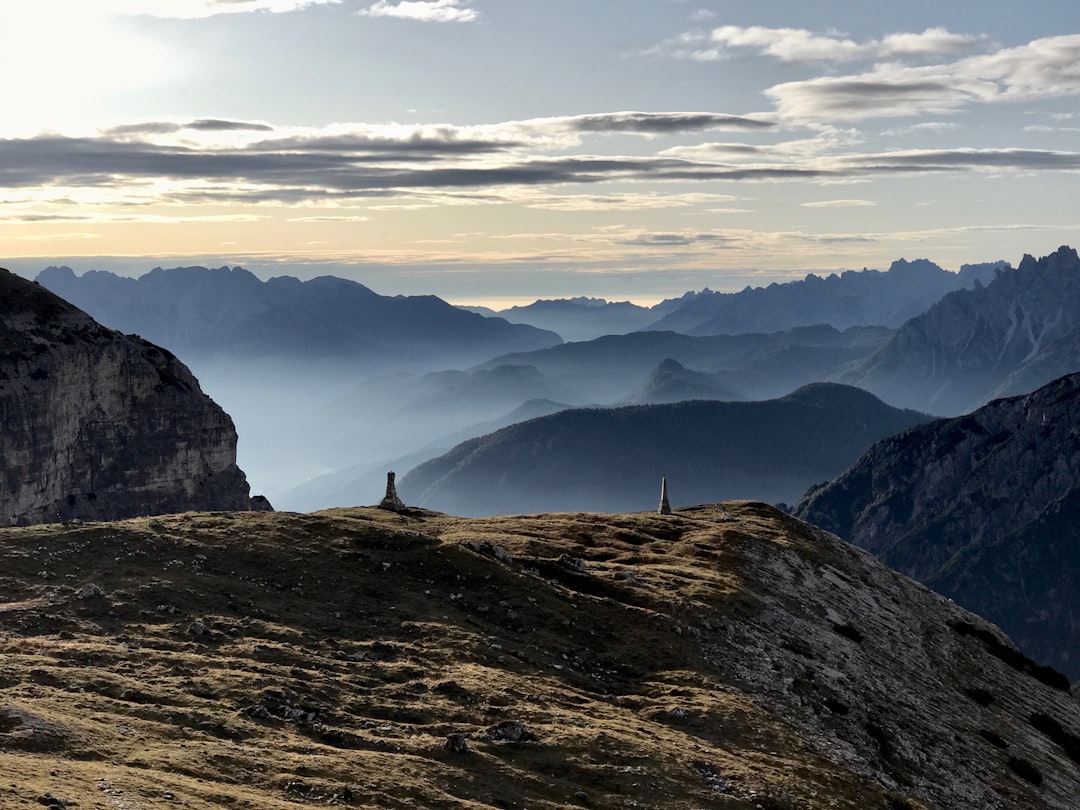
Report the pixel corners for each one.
[0,502,1065,808]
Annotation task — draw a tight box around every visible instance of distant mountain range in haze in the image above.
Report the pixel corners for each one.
[483,259,1001,342]
[400,383,931,516]
[36,265,561,372]
[796,371,1080,680]
[839,246,1080,415]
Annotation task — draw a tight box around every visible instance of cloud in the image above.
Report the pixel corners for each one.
[3,119,1080,213]
[767,35,1080,122]
[360,0,478,23]
[801,199,876,208]
[286,215,372,222]
[564,111,774,134]
[650,25,986,64]
[95,0,342,18]
[104,119,276,138]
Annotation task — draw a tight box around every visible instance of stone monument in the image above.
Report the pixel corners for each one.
[378,471,406,512]
[658,476,672,515]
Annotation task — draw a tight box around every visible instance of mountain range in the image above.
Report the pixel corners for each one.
[839,246,1080,415]
[401,383,931,516]
[485,260,1000,342]
[637,259,1000,336]
[796,371,1080,680]
[36,264,561,372]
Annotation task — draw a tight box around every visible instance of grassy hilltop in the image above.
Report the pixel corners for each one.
[1,504,1078,809]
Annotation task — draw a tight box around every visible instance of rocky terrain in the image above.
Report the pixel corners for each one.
[401,383,932,516]
[1,502,1078,809]
[795,371,1080,680]
[840,246,1080,415]
[0,268,264,524]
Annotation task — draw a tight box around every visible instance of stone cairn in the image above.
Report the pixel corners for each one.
[378,471,406,512]
[658,476,672,515]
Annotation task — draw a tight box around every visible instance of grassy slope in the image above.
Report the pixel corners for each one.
[0,504,1076,809]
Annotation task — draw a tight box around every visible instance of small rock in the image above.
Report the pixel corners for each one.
[445,732,470,753]
[558,553,587,574]
[486,720,537,742]
[75,583,105,600]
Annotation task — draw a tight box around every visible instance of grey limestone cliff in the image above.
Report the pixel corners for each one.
[1,268,265,524]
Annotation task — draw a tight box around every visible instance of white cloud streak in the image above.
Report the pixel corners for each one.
[650,25,986,64]
[360,0,478,23]
[767,34,1080,122]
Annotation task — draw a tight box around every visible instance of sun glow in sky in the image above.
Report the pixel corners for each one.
[2,0,1079,303]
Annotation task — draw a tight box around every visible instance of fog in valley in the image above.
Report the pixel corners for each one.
[32,248,1080,516]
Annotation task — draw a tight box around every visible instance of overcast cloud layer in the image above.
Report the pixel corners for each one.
[2,1,1079,302]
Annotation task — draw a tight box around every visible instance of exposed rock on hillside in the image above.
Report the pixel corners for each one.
[0,503,1076,809]
[795,372,1080,679]
[0,267,263,523]
[402,383,931,515]
[840,246,1080,415]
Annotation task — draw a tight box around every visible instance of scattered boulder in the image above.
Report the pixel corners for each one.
[445,733,470,753]
[485,720,537,743]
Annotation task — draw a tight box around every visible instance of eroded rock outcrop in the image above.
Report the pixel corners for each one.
[0,268,265,523]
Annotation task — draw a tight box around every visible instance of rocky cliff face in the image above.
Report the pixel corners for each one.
[795,372,1080,678]
[0,268,264,524]
[840,246,1080,415]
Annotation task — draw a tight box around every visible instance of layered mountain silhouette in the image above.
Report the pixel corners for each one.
[796,372,1080,680]
[36,265,561,371]
[839,246,1080,415]
[629,357,743,404]
[472,325,894,405]
[401,383,931,516]
[642,259,1000,336]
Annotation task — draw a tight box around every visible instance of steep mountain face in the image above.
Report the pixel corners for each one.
[644,259,998,336]
[402,383,931,516]
[2,503,1077,809]
[840,246,1080,415]
[36,265,561,371]
[795,372,1080,679]
[0,268,263,524]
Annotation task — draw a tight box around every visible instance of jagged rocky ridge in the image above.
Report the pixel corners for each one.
[643,259,1000,336]
[1,503,1077,809]
[0,268,264,523]
[795,371,1080,680]
[839,246,1080,415]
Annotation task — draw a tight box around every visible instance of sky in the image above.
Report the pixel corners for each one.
[2,0,1079,306]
